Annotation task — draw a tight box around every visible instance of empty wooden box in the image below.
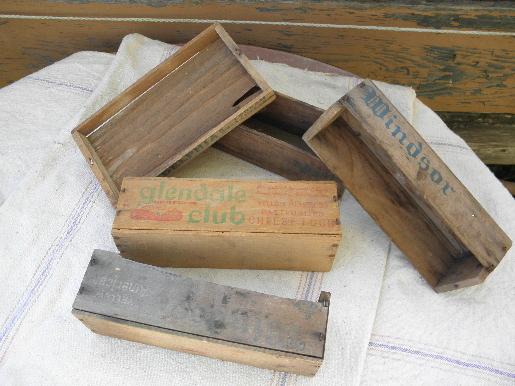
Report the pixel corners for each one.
[72,249,331,376]
[303,80,511,292]
[72,23,274,205]
[112,177,342,271]
[212,92,342,193]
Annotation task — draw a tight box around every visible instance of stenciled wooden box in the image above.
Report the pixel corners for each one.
[112,177,342,271]
[72,249,331,376]
[303,80,511,292]
[72,23,274,205]
[211,92,343,194]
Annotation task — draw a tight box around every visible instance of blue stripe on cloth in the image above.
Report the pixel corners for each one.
[369,340,515,380]
[0,180,100,360]
[25,76,94,93]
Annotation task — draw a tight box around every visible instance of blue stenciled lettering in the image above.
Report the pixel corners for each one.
[360,84,454,196]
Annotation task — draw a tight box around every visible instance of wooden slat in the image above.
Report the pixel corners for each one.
[72,132,120,204]
[74,310,323,375]
[255,92,325,136]
[114,229,339,272]
[4,1,514,31]
[1,1,514,113]
[438,112,515,165]
[72,249,330,375]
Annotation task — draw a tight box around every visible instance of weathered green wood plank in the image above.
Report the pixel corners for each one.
[1,1,514,113]
[3,1,515,32]
[439,112,515,165]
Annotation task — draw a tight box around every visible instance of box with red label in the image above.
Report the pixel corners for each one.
[112,177,342,271]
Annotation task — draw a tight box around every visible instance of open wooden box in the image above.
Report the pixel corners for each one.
[72,23,274,205]
[212,92,342,193]
[73,250,330,376]
[303,80,512,292]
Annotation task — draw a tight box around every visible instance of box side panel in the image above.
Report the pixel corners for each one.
[213,24,273,94]
[73,310,321,376]
[113,229,338,272]
[435,256,490,293]
[115,178,341,236]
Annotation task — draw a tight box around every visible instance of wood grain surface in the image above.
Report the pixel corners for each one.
[305,111,459,287]
[113,177,341,271]
[73,249,330,375]
[1,1,514,113]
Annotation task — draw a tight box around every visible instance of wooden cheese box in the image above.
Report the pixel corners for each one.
[112,177,341,271]
[303,80,512,292]
[72,23,274,205]
[212,92,343,195]
[72,249,331,376]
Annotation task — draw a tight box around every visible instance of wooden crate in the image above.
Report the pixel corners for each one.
[303,80,512,292]
[112,177,342,271]
[72,23,274,205]
[212,92,344,195]
[72,249,331,376]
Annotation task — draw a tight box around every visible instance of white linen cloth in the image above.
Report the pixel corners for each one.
[0,33,512,386]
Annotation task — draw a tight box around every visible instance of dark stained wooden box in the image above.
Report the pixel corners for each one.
[211,92,343,194]
[72,23,274,205]
[303,80,512,292]
[72,250,331,376]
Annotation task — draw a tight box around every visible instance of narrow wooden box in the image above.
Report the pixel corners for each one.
[112,177,342,271]
[72,250,331,376]
[212,92,343,193]
[72,23,274,205]
[303,80,511,292]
